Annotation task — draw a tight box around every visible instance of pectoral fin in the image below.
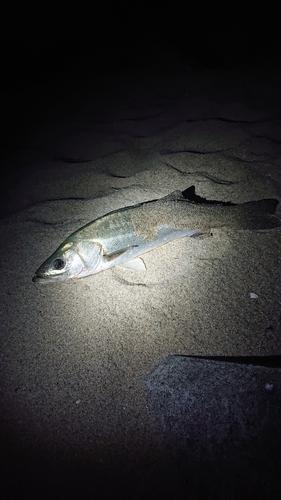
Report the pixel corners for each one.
[103,246,145,269]
[104,246,138,262]
[118,258,146,270]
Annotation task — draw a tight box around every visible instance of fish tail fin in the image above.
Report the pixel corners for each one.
[237,199,280,230]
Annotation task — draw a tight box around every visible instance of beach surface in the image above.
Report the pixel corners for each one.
[1,65,281,498]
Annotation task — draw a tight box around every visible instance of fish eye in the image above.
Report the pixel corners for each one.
[53,258,65,270]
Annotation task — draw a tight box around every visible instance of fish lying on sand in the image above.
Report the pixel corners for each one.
[33,187,280,283]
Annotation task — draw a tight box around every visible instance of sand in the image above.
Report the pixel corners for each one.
[1,66,281,498]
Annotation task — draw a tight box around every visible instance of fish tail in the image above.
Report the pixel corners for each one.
[237,199,280,230]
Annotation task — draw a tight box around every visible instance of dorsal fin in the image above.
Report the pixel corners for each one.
[159,190,184,202]
[181,186,235,206]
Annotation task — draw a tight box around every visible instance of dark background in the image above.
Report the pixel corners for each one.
[1,3,280,211]
[2,4,280,79]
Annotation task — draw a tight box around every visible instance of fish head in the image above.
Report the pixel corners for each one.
[33,239,102,283]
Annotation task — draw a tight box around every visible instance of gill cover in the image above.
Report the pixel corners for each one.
[33,240,102,282]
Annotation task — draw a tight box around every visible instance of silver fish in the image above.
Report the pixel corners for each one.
[32,188,280,283]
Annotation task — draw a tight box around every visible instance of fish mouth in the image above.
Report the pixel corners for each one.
[32,275,53,283]
[32,272,62,283]
[32,267,72,282]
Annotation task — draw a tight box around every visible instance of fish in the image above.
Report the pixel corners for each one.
[32,187,280,283]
